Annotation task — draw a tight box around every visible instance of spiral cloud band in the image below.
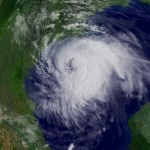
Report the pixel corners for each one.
[26,33,150,127]
[25,3,150,149]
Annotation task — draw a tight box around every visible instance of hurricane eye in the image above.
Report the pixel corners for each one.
[66,58,74,71]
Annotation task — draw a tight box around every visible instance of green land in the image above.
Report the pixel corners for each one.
[0,0,150,150]
[0,0,128,149]
[129,103,150,150]
[142,0,150,4]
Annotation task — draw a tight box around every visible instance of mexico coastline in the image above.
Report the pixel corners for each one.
[25,1,150,150]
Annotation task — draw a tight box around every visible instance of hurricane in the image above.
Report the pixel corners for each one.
[25,2,150,150]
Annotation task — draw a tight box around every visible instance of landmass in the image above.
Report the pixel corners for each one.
[129,103,150,150]
[0,0,127,149]
[0,0,150,149]
[142,0,150,4]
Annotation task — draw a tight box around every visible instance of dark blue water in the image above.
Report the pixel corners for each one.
[87,1,150,149]
[25,1,150,150]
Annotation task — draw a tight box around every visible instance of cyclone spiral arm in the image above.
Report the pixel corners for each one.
[25,5,150,149]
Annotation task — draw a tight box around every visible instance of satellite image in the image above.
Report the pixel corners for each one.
[0,0,150,150]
